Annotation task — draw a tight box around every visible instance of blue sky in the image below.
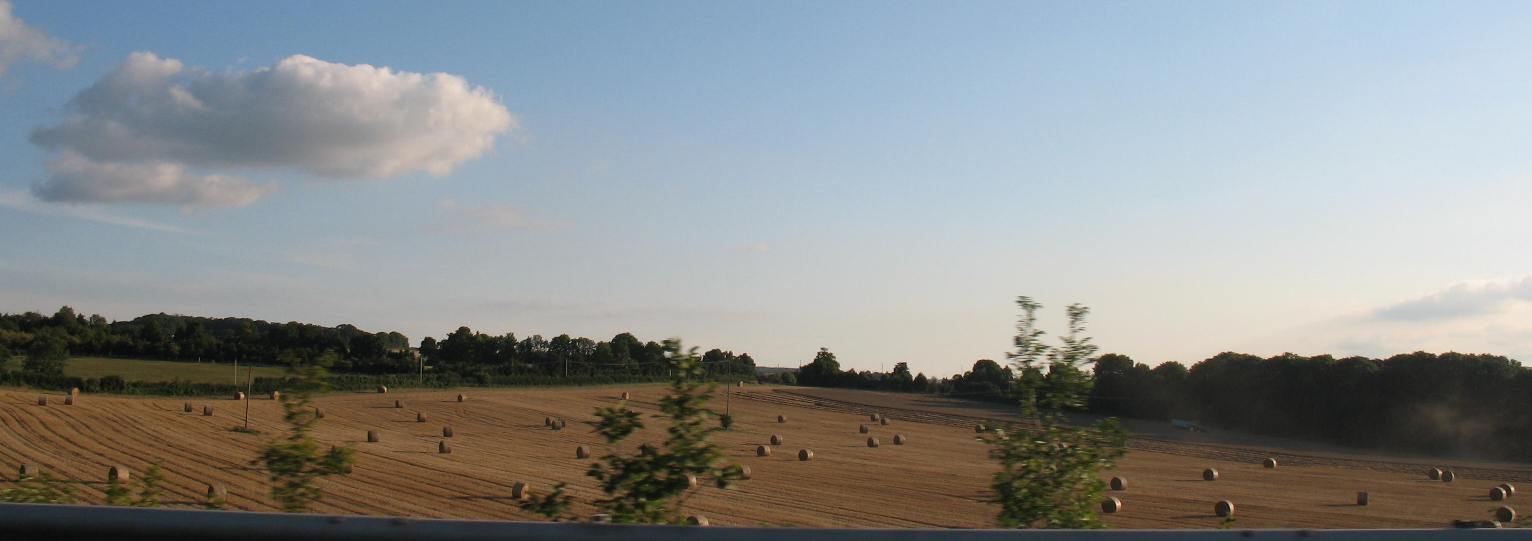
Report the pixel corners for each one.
[4,1,1532,375]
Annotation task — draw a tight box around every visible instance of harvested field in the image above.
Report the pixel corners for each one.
[0,385,1524,528]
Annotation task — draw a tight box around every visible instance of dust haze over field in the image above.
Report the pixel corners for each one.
[3,385,1523,529]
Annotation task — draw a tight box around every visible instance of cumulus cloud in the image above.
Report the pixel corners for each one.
[34,150,276,207]
[0,0,80,77]
[30,52,514,207]
[1372,275,1532,321]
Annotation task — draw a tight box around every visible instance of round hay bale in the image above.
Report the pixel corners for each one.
[314,408,325,419]
[756,445,771,457]
[36,396,46,406]
[63,395,74,406]
[1442,470,1456,483]
[1110,476,1127,491]
[438,440,451,454]
[1214,500,1235,518]
[686,474,698,488]
[893,434,907,445]
[558,419,568,430]
[367,430,379,443]
[511,482,531,500]
[770,434,783,446]
[69,387,79,397]
[737,465,752,479]
[394,400,404,409]
[880,417,889,426]
[576,445,591,459]
[270,391,280,400]
[416,412,428,423]
[206,484,227,500]
[621,392,630,400]
[1101,496,1123,513]
[108,466,129,483]
[866,437,880,448]
[1202,468,1219,481]
[18,464,36,478]
[975,424,986,433]
[798,449,814,461]
[1428,467,1443,480]
[1497,506,1516,523]
[183,403,193,413]
[235,392,245,401]
[1500,483,1516,497]
[377,385,388,393]
[202,405,214,416]
[1357,491,1369,506]
[443,426,453,438]
[869,413,880,422]
[544,416,553,427]
[1263,458,1278,469]
[859,424,870,434]
[457,394,466,402]
[777,415,787,423]
[640,443,656,456]
[687,515,709,527]
[1493,487,1508,501]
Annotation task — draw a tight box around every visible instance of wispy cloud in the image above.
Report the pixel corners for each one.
[429,198,565,233]
[735,242,771,253]
[1371,275,1532,321]
[1241,275,1532,362]
[0,190,192,233]
[0,0,80,78]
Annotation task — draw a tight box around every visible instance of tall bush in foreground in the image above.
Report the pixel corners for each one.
[253,351,355,512]
[986,296,1127,528]
[524,339,746,524]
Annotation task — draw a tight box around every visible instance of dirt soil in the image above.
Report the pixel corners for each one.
[0,385,1524,529]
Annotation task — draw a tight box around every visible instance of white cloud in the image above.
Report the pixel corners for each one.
[1242,274,1532,361]
[0,0,80,77]
[0,190,191,233]
[34,150,276,207]
[30,52,515,207]
[1371,275,1532,321]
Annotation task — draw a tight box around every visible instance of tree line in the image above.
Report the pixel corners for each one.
[0,306,756,384]
[795,347,1532,462]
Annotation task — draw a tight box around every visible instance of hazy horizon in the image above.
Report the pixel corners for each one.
[6,1,1532,374]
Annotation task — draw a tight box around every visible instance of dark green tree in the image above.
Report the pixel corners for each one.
[23,333,68,375]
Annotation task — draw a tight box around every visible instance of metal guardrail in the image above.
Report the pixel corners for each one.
[0,503,1524,541]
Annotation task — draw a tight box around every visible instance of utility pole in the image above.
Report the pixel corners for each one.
[242,366,254,432]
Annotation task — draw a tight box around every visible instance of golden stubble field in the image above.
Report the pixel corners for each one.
[0,384,1524,528]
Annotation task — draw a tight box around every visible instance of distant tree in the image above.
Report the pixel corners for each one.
[892,362,914,389]
[23,333,68,375]
[797,348,841,386]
